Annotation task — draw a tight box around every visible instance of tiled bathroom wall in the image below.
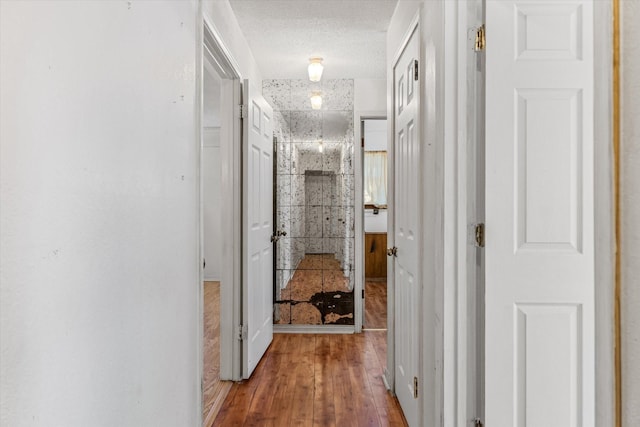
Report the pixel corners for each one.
[264,79,355,325]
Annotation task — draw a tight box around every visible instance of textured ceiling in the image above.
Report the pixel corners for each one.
[228,0,398,80]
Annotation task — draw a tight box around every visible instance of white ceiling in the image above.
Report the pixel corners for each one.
[228,0,398,80]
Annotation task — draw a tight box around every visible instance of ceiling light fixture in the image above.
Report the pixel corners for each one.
[308,57,324,82]
[310,91,322,110]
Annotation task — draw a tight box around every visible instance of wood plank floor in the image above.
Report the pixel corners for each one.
[364,280,387,330]
[203,281,232,426]
[213,332,407,426]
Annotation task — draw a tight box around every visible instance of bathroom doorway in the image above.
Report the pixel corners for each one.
[361,119,388,330]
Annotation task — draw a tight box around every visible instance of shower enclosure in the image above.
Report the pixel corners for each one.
[264,79,355,325]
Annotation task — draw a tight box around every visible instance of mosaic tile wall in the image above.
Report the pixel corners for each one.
[264,79,355,325]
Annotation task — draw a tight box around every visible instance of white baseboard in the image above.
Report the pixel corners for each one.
[203,275,220,282]
[273,324,355,334]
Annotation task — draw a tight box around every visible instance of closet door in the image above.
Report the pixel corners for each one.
[484,1,595,425]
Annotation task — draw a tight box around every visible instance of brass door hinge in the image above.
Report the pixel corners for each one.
[413,376,418,399]
[414,59,419,81]
[473,418,484,427]
[239,104,247,119]
[237,324,247,341]
[474,25,486,52]
[474,223,485,248]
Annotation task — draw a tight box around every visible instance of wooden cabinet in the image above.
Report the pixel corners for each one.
[365,232,387,279]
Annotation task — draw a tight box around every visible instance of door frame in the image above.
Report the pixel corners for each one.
[443,1,485,425]
[592,2,616,425]
[354,113,386,333]
[201,15,244,384]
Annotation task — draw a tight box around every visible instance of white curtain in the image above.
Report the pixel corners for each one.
[364,151,387,206]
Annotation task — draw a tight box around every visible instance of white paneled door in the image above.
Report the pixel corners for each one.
[485,1,595,426]
[242,79,274,378]
[393,26,420,427]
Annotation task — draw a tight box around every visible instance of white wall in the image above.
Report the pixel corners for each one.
[355,78,386,112]
[0,2,200,426]
[622,0,640,424]
[202,57,222,281]
[203,128,222,281]
[203,66,221,128]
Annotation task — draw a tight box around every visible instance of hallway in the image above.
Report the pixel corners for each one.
[2,2,634,426]
[213,332,407,426]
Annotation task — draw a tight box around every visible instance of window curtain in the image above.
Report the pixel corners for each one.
[364,151,387,206]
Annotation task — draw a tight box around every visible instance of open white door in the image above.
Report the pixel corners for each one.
[242,79,274,378]
[392,26,420,426]
[485,1,595,426]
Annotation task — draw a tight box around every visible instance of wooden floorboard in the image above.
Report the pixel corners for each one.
[364,280,387,330]
[213,332,407,426]
[203,281,232,427]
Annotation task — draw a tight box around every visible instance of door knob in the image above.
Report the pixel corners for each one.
[387,246,398,257]
[270,235,279,243]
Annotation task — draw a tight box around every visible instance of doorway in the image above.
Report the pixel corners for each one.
[200,17,246,424]
[361,119,389,331]
[201,32,229,427]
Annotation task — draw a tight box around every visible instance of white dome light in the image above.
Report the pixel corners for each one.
[310,91,322,110]
[308,57,324,82]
